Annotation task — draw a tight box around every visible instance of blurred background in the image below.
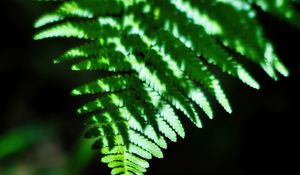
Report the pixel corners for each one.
[1,1,299,175]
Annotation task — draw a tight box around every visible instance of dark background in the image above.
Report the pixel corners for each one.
[1,1,299,175]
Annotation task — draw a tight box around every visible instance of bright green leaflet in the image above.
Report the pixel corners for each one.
[34,0,298,174]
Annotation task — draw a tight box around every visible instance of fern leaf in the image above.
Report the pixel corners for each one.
[34,0,124,28]
[34,0,295,174]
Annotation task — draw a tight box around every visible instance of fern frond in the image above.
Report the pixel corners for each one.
[35,0,295,174]
[249,0,300,28]
[34,21,119,40]
[34,0,124,28]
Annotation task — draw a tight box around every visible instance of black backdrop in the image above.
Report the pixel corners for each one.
[1,1,299,175]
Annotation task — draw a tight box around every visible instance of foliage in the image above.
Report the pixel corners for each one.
[34,0,299,174]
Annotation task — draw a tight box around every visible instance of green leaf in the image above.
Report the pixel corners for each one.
[34,0,293,174]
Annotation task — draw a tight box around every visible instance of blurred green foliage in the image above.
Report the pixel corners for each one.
[0,124,50,159]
